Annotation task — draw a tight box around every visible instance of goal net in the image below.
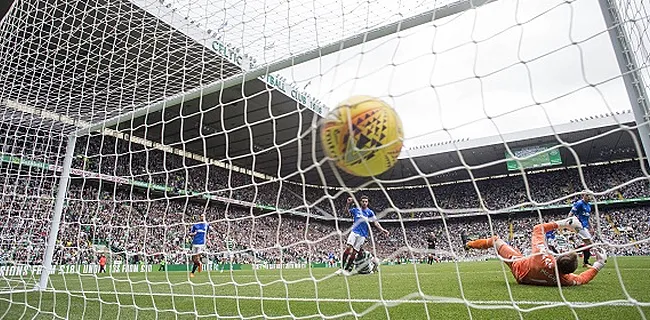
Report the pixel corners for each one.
[1,0,649,318]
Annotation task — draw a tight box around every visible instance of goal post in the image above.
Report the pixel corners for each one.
[598,0,650,169]
[1,0,650,318]
[36,135,76,291]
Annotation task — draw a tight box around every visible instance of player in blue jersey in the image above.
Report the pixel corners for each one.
[336,195,389,276]
[545,229,558,254]
[188,213,209,278]
[328,251,336,268]
[568,194,593,267]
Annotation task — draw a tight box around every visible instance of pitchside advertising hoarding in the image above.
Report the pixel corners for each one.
[0,263,232,276]
[0,264,152,276]
[505,145,562,171]
[0,263,333,276]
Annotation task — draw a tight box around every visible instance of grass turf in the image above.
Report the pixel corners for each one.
[1,256,649,319]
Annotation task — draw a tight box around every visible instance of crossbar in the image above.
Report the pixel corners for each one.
[73,0,496,137]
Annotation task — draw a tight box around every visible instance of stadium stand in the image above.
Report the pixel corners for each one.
[2,135,649,267]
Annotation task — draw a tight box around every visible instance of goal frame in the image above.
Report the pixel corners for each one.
[598,0,650,165]
[34,0,650,291]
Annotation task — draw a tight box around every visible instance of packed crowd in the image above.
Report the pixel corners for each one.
[0,168,649,267]
[0,124,64,165]
[0,132,649,268]
[70,135,650,219]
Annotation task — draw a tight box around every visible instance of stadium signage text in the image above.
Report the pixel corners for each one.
[0,265,43,277]
[211,41,255,71]
[259,73,328,115]
[252,262,308,270]
[0,264,152,276]
[210,40,328,116]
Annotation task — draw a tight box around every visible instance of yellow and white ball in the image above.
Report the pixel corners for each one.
[320,95,404,177]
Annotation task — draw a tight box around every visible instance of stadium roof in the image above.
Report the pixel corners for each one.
[0,0,244,133]
[131,93,642,187]
[116,2,644,187]
[0,0,328,183]
[2,0,644,189]
[389,111,641,185]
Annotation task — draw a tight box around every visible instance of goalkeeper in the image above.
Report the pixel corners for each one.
[465,217,606,286]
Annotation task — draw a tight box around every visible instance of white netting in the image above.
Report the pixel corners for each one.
[1,0,650,319]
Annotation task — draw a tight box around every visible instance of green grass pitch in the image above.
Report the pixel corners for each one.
[1,256,649,319]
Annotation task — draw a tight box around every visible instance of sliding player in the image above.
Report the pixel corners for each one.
[337,195,389,276]
[352,249,380,274]
[188,213,209,278]
[465,217,607,286]
[569,194,594,267]
[546,228,577,255]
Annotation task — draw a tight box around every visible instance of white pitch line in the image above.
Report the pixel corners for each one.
[0,289,32,295]
[0,267,647,280]
[65,268,646,278]
[24,290,648,308]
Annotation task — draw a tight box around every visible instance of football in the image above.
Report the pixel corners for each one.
[320,95,404,177]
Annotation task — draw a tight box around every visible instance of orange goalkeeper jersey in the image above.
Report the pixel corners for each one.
[510,223,599,286]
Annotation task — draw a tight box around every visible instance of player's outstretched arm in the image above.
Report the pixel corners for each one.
[188,225,197,237]
[562,249,607,286]
[373,221,389,236]
[345,197,354,214]
[568,200,579,217]
[531,218,581,253]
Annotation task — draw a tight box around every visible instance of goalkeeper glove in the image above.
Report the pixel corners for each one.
[592,249,607,271]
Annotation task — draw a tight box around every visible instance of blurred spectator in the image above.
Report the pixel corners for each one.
[0,131,649,266]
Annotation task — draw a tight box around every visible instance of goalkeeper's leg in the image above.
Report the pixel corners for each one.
[465,236,499,250]
[466,236,523,267]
